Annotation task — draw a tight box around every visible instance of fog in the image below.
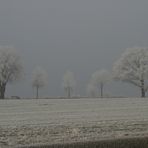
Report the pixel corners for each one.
[0,0,148,97]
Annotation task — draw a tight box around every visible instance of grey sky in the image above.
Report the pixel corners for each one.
[0,0,148,97]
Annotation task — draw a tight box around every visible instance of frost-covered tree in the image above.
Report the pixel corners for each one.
[32,67,48,99]
[113,47,148,98]
[86,83,96,98]
[0,47,22,99]
[63,71,76,98]
[91,69,110,98]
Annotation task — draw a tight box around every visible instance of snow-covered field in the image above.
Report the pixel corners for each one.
[0,98,148,147]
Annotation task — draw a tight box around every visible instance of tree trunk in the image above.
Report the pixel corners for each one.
[36,86,39,99]
[141,87,145,98]
[0,83,6,99]
[100,83,104,98]
[68,87,71,98]
[141,79,145,98]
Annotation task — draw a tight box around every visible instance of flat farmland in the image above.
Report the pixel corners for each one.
[0,98,148,147]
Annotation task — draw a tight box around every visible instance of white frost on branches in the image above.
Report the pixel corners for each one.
[0,47,22,83]
[32,67,48,98]
[62,71,76,98]
[0,47,22,99]
[113,47,148,97]
[91,69,111,86]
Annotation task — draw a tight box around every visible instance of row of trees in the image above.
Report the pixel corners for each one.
[0,47,148,99]
[62,48,148,98]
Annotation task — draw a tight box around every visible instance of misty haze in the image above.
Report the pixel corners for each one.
[1,0,148,98]
[0,0,148,147]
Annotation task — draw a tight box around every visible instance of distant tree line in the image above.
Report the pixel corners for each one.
[0,47,148,99]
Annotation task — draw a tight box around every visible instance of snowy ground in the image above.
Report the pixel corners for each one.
[0,98,148,147]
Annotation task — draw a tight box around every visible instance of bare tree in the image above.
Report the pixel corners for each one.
[0,47,22,99]
[32,67,48,99]
[91,69,110,98]
[63,71,76,98]
[113,47,148,98]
